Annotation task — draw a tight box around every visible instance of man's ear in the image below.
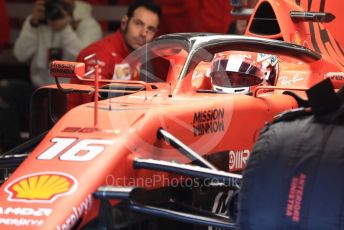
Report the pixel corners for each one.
[121,15,128,32]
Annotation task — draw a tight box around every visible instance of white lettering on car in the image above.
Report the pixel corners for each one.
[38,138,114,161]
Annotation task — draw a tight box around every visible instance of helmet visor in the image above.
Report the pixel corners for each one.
[210,56,264,88]
[211,71,263,88]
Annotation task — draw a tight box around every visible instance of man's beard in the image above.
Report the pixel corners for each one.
[122,23,135,52]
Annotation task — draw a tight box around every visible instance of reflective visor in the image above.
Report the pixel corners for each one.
[210,57,264,88]
[211,71,263,87]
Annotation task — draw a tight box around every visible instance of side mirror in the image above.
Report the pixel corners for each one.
[49,61,85,79]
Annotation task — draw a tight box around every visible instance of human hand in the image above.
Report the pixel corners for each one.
[30,0,46,27]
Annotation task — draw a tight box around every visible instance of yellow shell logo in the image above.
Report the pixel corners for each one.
[5,172,77,203]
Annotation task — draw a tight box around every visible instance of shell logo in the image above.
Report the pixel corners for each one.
[5,172,78,203]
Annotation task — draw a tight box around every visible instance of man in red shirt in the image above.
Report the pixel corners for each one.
[75,0,161,80]
[69,0,161,108]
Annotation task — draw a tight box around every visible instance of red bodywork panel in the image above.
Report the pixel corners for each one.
[1,0,344,229]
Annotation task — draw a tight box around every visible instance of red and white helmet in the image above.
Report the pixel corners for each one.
[210,52,278,94]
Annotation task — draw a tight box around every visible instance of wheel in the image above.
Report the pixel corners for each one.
[238,113,344,229]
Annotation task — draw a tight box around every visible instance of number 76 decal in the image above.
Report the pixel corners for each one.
[38,138,115,161]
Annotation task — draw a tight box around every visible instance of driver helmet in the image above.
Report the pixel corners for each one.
[210,52,278,94]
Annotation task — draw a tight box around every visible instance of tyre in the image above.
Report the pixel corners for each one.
[238,109,344,230]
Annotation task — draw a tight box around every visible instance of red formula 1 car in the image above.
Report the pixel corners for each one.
[1,0,344,229]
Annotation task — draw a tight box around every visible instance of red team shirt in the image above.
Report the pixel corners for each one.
[76,30,133,80]
[69,30,138,108]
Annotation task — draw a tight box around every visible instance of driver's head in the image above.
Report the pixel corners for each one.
[121,0,161,51]
[210,52,278,94]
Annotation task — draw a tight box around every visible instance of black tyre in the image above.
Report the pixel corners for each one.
[238,108,344,230]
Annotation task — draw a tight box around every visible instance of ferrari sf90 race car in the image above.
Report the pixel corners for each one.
[1,0,344,229]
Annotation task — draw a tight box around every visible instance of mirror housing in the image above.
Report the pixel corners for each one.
[50,61,85,79]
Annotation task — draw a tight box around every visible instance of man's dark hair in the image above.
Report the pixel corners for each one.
[126,0,162,20]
